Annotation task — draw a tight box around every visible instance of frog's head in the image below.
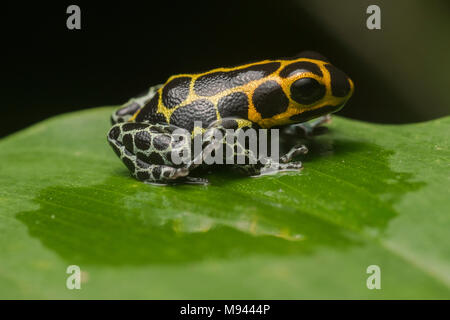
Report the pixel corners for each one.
[284,51,354,123]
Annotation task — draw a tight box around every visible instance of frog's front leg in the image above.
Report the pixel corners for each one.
[280,144,308,163]
[107,122,202,184]
[111,84,162,124]
[203,118,304,176]
[283,114,332,138]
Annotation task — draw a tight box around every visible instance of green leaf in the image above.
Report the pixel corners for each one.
[0,107,449,299]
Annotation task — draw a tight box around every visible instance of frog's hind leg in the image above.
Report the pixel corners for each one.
[107,122,196,184]
[111,84,163,124]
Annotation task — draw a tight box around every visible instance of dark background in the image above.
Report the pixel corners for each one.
[2,0,449,138]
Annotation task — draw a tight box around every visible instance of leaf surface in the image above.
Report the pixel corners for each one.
[0,107,449,298]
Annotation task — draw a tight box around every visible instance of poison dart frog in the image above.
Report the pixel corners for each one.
[107,51,354,184]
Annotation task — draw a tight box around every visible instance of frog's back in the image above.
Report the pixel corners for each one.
[133,53,353,131]
[134,60,281,132]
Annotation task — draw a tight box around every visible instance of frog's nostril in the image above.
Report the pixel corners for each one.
[325,64,351,97]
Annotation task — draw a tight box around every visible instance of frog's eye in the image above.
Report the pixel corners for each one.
[290,78,326,105]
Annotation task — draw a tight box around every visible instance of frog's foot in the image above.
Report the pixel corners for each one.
[144,172,210,186]
[203,118,306,177]
[283,114,331,138]
[233,158,303,177]
[280,144,308,163]
[184,176,210,185]
[111,84,163,124]
[260,144,307,175]
[263,160,303,175]
[107,122,194,184]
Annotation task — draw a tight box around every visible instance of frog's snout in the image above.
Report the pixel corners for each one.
[325,64,354,100]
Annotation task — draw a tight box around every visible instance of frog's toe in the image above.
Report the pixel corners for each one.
[183,176,209,185]
[258,160,303,176]
[280,145,308,163]
[279,161,303,170]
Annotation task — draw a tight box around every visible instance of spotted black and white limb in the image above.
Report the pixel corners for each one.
[111,84,163,124]
[107,121,201,184]
[200,118,305,177]
[283,114,332,138]
[280,144,308,163]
